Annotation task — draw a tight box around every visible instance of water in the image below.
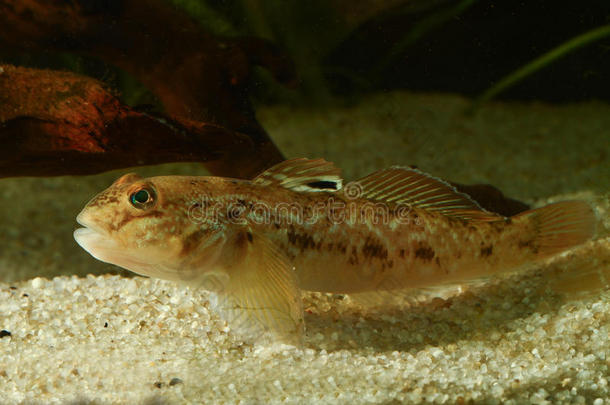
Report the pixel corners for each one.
[0,1,608,403]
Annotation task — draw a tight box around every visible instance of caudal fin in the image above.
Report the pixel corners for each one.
[513,201,609,300]
[514,200,596,257]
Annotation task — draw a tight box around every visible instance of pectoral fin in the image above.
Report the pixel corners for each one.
[206,230,304,346]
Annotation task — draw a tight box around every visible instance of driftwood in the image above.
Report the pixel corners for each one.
[0,0,295,178]
[0,65,258,177]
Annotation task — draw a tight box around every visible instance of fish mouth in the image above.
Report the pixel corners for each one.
[74,212,118,262]
[75,210,109,243]
[75,211,105,235]
[74,210,156,276]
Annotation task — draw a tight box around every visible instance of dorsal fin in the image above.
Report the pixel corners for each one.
[355,166,503,221]
[253,158,343,192]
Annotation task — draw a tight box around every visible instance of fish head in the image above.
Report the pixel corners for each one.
[74,173,225,282]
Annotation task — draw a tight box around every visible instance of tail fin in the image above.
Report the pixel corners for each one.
[514,201,607,300]
[514,200,596,258]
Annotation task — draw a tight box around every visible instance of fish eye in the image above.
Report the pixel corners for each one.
[129,187,156,209]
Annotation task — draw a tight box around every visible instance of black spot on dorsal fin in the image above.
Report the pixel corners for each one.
[306,180,339,190]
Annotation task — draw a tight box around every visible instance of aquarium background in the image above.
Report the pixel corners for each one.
[0,0,609,403]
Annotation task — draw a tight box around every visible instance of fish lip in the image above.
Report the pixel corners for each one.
[74,210,115,253]
[73,227,101,248]
[73,219,154,275]
[73,220,120,264]
[75,211,106,236]
[73,225,113,247]
[75,210,90,228]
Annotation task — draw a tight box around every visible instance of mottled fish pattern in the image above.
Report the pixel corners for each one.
[74,159,596,344]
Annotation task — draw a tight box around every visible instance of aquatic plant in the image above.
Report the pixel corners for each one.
[471,24,610,112]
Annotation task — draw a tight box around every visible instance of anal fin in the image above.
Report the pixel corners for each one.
[544,237,610,299]
[348,279,484,310]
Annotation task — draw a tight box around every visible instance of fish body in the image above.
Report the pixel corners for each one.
[74,159,596,344]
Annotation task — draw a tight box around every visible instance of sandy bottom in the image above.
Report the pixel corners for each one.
[0,92,609,403]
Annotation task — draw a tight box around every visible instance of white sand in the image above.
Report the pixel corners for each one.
[1,241,609,404]
[0,92,609,403]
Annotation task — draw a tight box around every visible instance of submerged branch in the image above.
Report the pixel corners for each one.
[0,0,297,177]
[0,65,256,177]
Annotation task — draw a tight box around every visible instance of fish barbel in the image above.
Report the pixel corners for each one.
[74,159,597,344]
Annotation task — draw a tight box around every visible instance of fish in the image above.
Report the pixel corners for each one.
[74,158,597,345]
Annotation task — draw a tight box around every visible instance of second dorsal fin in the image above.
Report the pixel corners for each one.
[355,166,503,221]
[253,158,343,192]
